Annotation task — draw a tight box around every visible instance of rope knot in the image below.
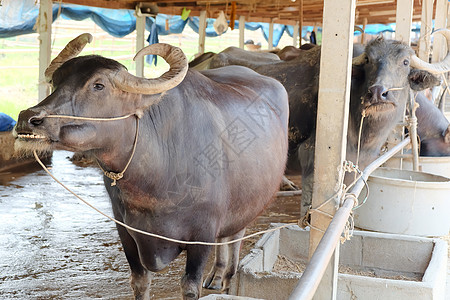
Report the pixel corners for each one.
[104,171,124,186]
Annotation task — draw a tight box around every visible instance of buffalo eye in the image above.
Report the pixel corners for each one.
[93,83,104,91]
[403,59,409,66]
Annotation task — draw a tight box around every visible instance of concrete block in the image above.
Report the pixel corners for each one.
[254,229,279,272]
[200,295,264,300]
[229,225,448,300]
[339,234,362,266]
[361,233,433,274]
[278,224,309,262]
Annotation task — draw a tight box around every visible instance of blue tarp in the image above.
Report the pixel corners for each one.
[0,0,301,47]
[0,1,290,46]
[0,113,16,132]
[0,0,432,49]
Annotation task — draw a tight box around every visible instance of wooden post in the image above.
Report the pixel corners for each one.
[293,21,299,47]
[395,0,413,45]
[198,10,207,54]
[419,0,433,60]
[38,0,52,101]
[361,18,367,44]
[135,13,145,77]
[310,0,356,299]
[239,16,245,49]
[433,0,448,62]
[268,20,274,50]
[299,0,304,43]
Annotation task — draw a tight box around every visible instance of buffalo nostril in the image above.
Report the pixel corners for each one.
[368,85,388,100]
[29,117,44,126]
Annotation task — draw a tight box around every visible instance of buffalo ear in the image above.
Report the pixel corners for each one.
[444,125,450,144]
[408,69,441,91]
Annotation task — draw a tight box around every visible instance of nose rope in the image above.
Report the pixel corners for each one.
[355,110,366,181]
[42,113,140,185]
[385,86,406,92]
[45,113,136,121]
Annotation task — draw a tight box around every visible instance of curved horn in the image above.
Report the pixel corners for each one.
[354,25,364,33]
[45,33,93,83]
[410,28,450,74]
[352,53,367,65]
[113,43,188,95]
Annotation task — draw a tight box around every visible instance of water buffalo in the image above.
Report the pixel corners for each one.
[13,34,289,300]
[202,31,450,215]
[415,91,450,156]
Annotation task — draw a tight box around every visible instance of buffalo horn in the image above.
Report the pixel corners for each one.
[410,28,450,74]
[354,26,364,33]
[352,53,367,65]
[45,33,93,83]
[113,44,188,95]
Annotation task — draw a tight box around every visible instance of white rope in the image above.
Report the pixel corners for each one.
[33,151,295,246]
[45,114,135,121]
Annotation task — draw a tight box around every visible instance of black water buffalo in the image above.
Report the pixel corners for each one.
[203,31,450,215]
[415,91,450,156]
[13,34,289,300]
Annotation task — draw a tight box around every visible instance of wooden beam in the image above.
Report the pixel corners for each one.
[395,0,413,45]
[38,0,52,101]
[310,0,356,298]
[239,15,245,49]
[299,0,304,42]
[432,0,447,62]
[198,10,207,54]
[135,13,146,77]
[361,18,367,44]
[293,21,299,47]
[419,0,433,60]
[268,20,274,50]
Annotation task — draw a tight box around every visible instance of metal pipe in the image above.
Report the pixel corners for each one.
[287,137,411,300]
[276,190,303,197]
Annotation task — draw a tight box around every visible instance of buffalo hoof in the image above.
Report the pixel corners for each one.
[202,274,222,290]
[184,292,198,300]
[280,176,299,191]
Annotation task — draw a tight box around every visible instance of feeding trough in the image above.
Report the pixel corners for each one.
[227,225,447,300]
[354,167,450,236]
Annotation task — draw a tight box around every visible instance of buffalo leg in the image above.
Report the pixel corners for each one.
[116,225,153,300]
[202,241,228,290]
[220,229,245,292]
[182,244,212,300]
[203,229,245,291]
[299,134,315,218]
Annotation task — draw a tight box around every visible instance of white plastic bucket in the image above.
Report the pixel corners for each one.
[388,155,450,178]
[354,167,450,236]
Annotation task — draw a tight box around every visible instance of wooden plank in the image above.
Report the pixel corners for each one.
[198,10,207,54]
[395,0,413,45]
[299,0,304,43]
[432,0,447,62]
[293,22,299,47]
[310,0,356,298]
[268,20,274,50]
[38,0,52,101]
[239,16,245,49]
[419,0,433,61]
[135,13,145,77]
